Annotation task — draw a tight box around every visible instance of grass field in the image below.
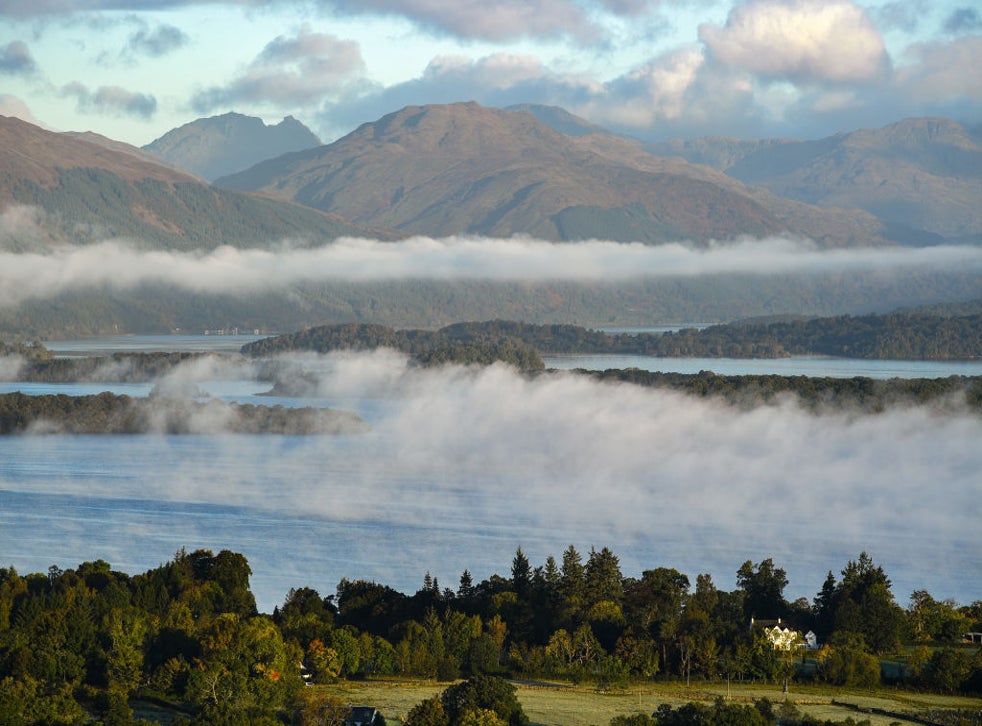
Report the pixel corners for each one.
[318,679,982,726]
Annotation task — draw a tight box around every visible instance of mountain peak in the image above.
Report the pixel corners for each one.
[143,112,321,181]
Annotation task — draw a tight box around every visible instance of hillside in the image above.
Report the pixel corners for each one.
[215,102,891,246]
[0,115,376,251]
[648,117,982,244]
[143,112,322,181]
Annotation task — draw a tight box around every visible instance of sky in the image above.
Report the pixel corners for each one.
[0,0,979,147]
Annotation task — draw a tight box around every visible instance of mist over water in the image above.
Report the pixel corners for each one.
[1,350,979,612]
[1,233,982,306]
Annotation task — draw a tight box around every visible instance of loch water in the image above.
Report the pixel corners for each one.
[1,335,979,610]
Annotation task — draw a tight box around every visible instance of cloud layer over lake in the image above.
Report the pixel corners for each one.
[1,232,981,306]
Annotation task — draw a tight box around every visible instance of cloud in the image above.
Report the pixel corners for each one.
[0,0,258,18]
[699,0,889,86]
[944,7,982,35]
[191,26,366,112]
[60,81,157,119]
[871,0,929,33]
[1,233,982,307]
[126,23,189,58]
[310,1,967,144]
[0,355,25,380]
[318,52,599,136]
[314,0,599,42]
[590,46,710,126]
[0,95,42,125]
[895,35,982,102]
[0,40,37,76]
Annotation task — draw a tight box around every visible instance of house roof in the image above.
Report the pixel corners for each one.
[345,706,379,726]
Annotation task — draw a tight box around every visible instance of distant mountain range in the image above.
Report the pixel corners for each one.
[215,102,893,247]
[143,112,322,181]
[646,116,982,244]
[1,105,980,337]
[0,115,373,251]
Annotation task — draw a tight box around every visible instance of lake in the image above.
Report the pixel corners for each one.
[1,336,980,612]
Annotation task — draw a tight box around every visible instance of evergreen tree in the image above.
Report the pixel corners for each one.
[511,547,531,596]
[585,547,623,608]
[458,570,474,600]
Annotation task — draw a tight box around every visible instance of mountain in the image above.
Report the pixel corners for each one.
[505,103,613,137]
[648,118,982,244]
[63,130,190,173]
[215,101,891,247]
[0,114,376,251]
[143,112,322,181]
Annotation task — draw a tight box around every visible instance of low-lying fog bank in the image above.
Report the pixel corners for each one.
[0,350,978,610]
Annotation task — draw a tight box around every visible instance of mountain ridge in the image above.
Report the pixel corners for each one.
[143,112,322,182]
[0,115,382,251]
[646,116,982,242]
[216,101,891,246]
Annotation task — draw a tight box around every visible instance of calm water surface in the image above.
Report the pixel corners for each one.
[543,354,982,378]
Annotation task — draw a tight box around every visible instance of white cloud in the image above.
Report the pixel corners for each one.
[591,46,707,126]
[192,26,367,112]
[316,0,599,42]
[60,81,157,119]
[699,0,889,85]
[0,95,39,124]
[895,35,982,101]
[1,233,981,307]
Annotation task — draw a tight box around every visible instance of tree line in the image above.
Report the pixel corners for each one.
[240,313,982,363]
[1,547,980,723]
[0,392,367,435]
[573,369,982,414]
[1,348,227,384]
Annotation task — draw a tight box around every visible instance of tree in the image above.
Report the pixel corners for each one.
[812,571,838,640]
[458,570,475,600]
[511,547,531,596]
[917,648,976,693]
[559,545,586,617]
[830,554,903,654]
[623,568,689,673]
[542,556,560,592]
[102,607,148,702]
[406,696,449,726]
[815,642,881,689]
[736,559,787,619]
[459,708,507,726]
[585,547,623,609]
[613,630,660,678]
[440,675,529,726]
[293,691,354,726]
[185,613,299,720]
